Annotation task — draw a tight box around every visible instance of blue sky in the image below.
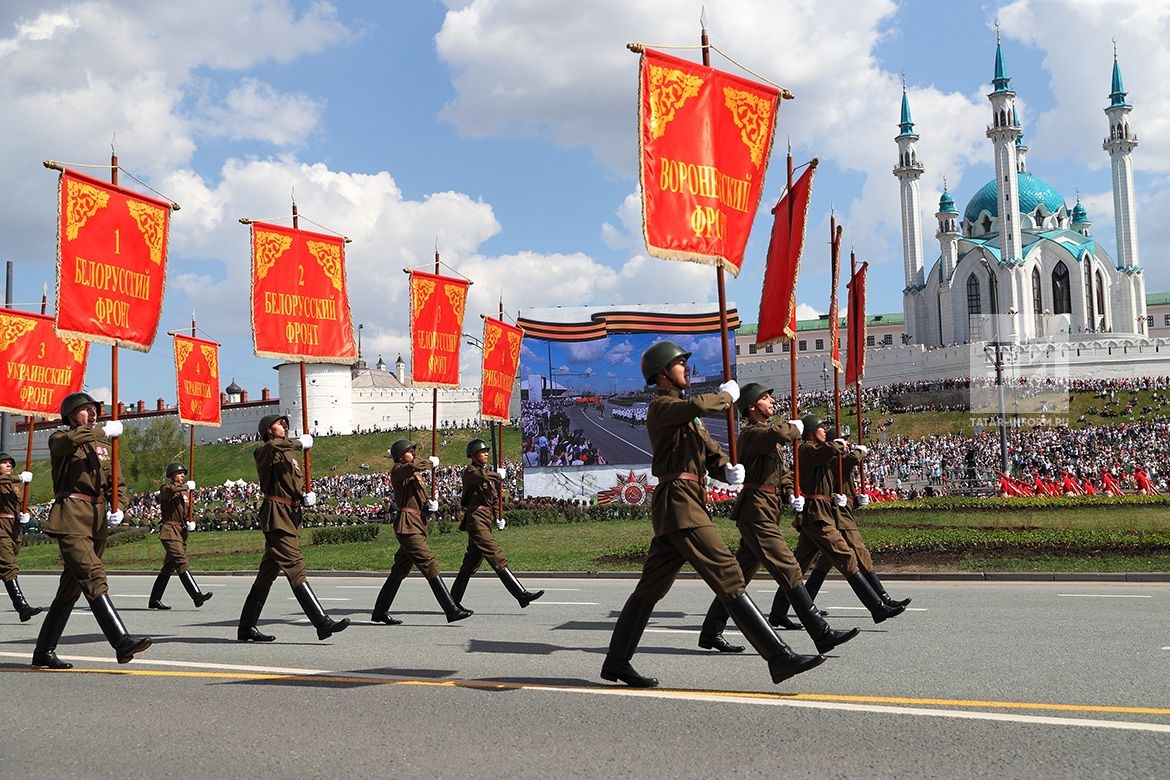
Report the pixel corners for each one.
[1,1,1167,411]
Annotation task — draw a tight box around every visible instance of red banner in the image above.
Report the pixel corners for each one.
[756,161,816,347]
[54,169,171,351]
[409,271,469,388]
[0,310,89,417]
[174,334,222,426]
[846,262,868,386]
[480,317,523,422]
[639,48,780,276]
[249,222,357,363]
[828,230,844,372]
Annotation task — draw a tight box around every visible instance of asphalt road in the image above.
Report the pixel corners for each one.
[563,401,733,467]
[1,573,1167,778]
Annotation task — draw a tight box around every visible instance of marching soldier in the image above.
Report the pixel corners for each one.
[770,416,904,626]
[237,414,349,643]
[148,462,213,610]
[32,392,151,669]
[696,384,857,657]
[450,438,543,610]
[600,342,824,689]
[0,451,41,622]
[371,439,472,624]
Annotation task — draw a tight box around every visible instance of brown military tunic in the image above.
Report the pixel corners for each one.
[0,474,24,582]
[457,462,508,572]
[45,425,127,602]
[630,387,743,603]
[792,439,860,576]
[385,460,440,580]
[156,482,192,576]
[249,435,309,588]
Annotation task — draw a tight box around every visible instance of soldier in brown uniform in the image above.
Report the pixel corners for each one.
[450,438,543,610]
[770,416,904,625]
[237,414,349,642]
[0,452,41,622]
[695,384,858,656]
[148,462,212,610]
[371,439,472,624]
[32,392,151,669]
[600,342,824,689]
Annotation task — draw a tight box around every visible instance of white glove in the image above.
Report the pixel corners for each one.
[426,499,439,512]
[723,463,745,485]
[717,380,740,403]
[185,520,196,531]
[857,494,870,506]
[102,420,124,439]
[789,419,804,436]
[302,491,317,507]
[855,445,869,456]
[18,512,30,525]
[834,493,848,507]
[18,471,33,484]
[186,480,196,491]
[298,434,314,450]
[497,467,507,480]
[833,438,847,447]
[428,455,440,468]
[496,517,506,530]
[106,509,124,526]
[789,495,806,513]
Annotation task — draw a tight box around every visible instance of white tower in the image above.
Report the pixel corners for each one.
[893,85,925,344]
[1102,50,1145,335]
[986,37,1023,268]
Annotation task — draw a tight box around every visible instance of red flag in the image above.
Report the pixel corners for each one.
[845,262,868,385]
[0,309,88,417]
[409,270,469,388]
[756,161,816,346]
[480,317,523,422]
[638,48,780,276]
[174,334,222,426]
[828,226,844,372]
[54,169,171,351]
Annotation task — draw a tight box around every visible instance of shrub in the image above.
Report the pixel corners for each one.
[310,524,382,545]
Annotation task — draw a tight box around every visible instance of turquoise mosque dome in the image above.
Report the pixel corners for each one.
[962,171,1067,224]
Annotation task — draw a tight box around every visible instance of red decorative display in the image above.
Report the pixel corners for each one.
[0,309,89,417]
[174,334,222,426]
[408,270,469,388]
[480,317,522,422]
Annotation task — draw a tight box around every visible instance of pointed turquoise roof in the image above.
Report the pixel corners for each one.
[1071,199,1088,224]
[1108,54,1129,108]
[992,39,1012,94]
[939,187,956,213]
[897,87,917,138]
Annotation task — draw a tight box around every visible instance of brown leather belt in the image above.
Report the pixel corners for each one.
[657,472,702,484]
[398,507,422,517]
[264,494,294,506]
[742,483,778,494]
[805,493,831,500]
[55,492,104,503]
[0,514,14,520]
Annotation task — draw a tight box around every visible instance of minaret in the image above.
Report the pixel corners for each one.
[1071,195,1092,238]
[935,184,960,346]
[986,34,1023,266]
[1103,49,1140,270]
[893,83,925,343]
[1013,106,1028,174]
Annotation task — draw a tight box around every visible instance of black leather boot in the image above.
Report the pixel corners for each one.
[725,593,825,685]
[600,595,658,688]
[847,571,905,623]
[292,582,350,641]
[148,572,171,610]
[697,597,744,652]
[497,568,543,608]
[237,581,276,642]
[787,584,858,654]
[371,577,404,625]
[864,570,911,608]
[805,567,830,615]
[179,571,213,607]
[428,577,473,622]
[767,588,802,630]
[450,557,479,607]
[32,599,74,669]
[89,594,151,663]
[5,578,42,622]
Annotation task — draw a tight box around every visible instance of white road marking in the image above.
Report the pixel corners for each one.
[1057,594,1152,599]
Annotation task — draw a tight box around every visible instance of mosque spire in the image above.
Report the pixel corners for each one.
[1108,40,1129,108]
[897,79,916,138]
[992,24,1012,93]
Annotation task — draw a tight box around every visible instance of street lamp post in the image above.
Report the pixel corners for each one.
[985,342,1009,475]
[821,362,828,394]
[405,395,416,438]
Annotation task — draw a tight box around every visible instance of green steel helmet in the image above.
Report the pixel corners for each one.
[390,439,416,461]
[60,391,100,422]
[466,438,491,457]
[736,383,773,415]
[800,415,825,438]
[0,452,14,467]
[165,461,187,477]
[640,341,691,385]
[258,413,289,440]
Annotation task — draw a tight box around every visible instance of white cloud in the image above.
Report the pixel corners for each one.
[200,78,323,146]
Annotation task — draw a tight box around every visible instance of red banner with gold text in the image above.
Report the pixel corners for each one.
[409,271,469,388]
[250,222,357,363]
[0,309,89,417]
[480,317,522,422]
[174,334,222,426]
[54,169,171,350]
[846,262,869,386]
[639,48,780,276]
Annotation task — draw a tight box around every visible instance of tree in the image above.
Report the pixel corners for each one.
[120,417,187,491]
